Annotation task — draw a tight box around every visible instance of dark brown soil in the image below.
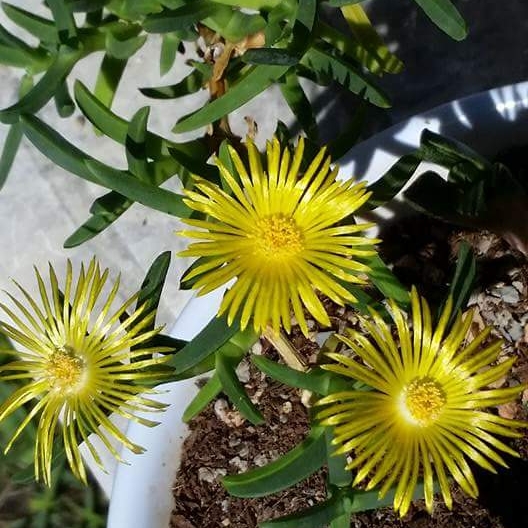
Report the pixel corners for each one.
[170,215,528,528]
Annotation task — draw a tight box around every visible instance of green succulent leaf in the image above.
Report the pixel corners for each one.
[364,254,410,308]
[106,31,147,60]
[364,152,422,210]
[47,0,78,43]
[174,64,290,133]
[216,339,264,425]
[252,356,357,395]
[134,251,172,336]
[182,373,222,422]
[0,46,80,124]
[300,46,390,108]
[74,80,209,163]
[339,3,404,74]
[160,33,181,75]
[53,79,75,117]
[126,107,150,180]
[2,3,59,44]
[420,129,490,171]
[327,1,363,6]
[167,313,240,373]
[412,0,467,41]
[223,426,326,497]
[94,54,128,114]
[141,62,212,99]
[66,0,110,12]
[260,487,354,527]
[0,124,22,191]
[447,241,476,322]
[84,159,191,217]
[20,114,97,181]
[279,72,318,139]
[64,192,132,248]
[143,0,218,33]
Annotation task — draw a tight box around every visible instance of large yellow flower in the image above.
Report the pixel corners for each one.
[316,288,526,516]
[0,259,169,485]
[179,137,378,335]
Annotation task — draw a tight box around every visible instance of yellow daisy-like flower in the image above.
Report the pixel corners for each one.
[0,259,169,485]
[316,288,526,517]
[178,136,378,335]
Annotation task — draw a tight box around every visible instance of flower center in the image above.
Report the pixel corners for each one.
[400,377,446,426]
[47,346,86,393]
[254,214,304,257]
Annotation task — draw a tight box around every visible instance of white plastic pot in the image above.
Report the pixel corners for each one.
[107,82,528,528]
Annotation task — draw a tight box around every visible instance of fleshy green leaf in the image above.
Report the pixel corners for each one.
[63,192,132,248]
[66,0,110,12]
[327,1,363,6]
[47,0,78,43]
[134,251,171,334]
[20,114,97,181]
[223,426,326,497]
[126,107,150,179]
[106,31,147,60]
[252,356,357,396]
[182,373,222,422]
[94,54,127,113]
[84,159,192,217]
[260,487,353,527]
[0,46,80,124]
[420,129,489,171]
[413,0,467,41]
[2,3,59,43]
[167,314,240,373]
[54,80,75,117]
[364,254,410,308]
[143,0,218,33]
[160,33,181,76]
[364,152,422,210]
[74,80,208,162]
[340,3,404,74]
[216,340,264,425]
[140,62,212,99]
[447,241,475,323]
[173,64,290,133]
[0,124,22,191]
[300,46,390,108]
[279,72,318,139]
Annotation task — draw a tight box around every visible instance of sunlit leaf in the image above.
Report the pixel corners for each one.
[173,64,290,133]
[340,4,404,74]
[143,0,218,33]
[2,3,59,43]
[126,107,150,179]
[364,254,410,308]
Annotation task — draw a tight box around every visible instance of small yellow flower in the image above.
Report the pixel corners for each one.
[0,259,169,485]
[316,288,526,516]
[179,137,378,335]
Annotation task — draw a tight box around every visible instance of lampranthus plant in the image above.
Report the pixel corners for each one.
[0,259,170,485]
[316,287,526,517]
[179,137,379,336]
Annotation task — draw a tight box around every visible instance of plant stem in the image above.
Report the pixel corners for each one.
[262,327,307,372]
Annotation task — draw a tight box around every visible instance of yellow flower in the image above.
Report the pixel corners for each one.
[178,137,378,335]
[0,259,169,485]
[316,288,526,516]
